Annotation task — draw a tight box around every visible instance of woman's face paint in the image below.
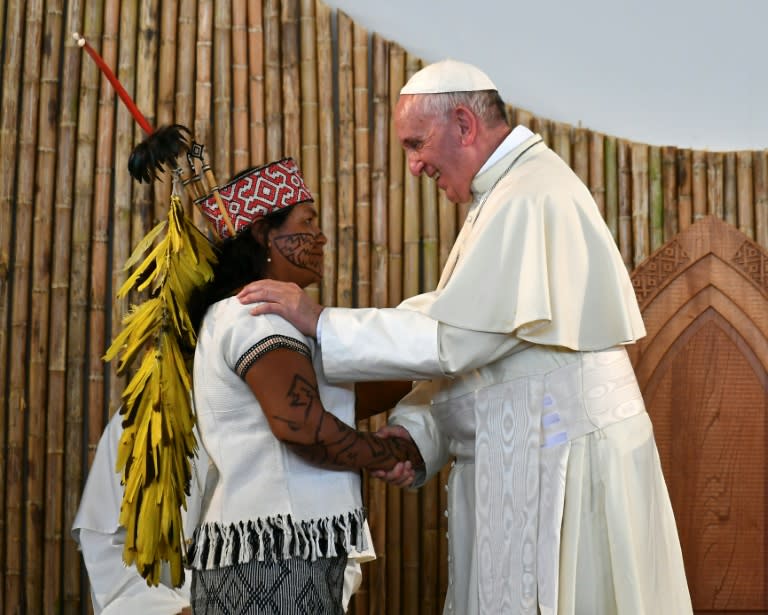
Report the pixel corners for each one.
[268,203,327,287]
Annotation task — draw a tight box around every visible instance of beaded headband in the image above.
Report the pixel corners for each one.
[194,158,313,240]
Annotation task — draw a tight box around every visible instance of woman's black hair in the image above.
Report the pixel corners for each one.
[188,206,293,333]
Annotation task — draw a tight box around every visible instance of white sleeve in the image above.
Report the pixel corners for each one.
[319,307,442,381]
[74,528,191,615]
[319,306,524,381]
[72,413,196,615]
[387,380,450,486]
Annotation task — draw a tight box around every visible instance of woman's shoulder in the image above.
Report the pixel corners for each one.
[208,296,310,345]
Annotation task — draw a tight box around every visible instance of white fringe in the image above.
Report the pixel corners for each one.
[186,507,366,571]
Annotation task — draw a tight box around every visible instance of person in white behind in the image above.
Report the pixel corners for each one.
[72,411,371,615]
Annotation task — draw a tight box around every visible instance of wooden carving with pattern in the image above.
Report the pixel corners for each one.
[628,215,768,614]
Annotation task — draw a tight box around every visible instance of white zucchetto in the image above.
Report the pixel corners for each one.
[400,59,498,95]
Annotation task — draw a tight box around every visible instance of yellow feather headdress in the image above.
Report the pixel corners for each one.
[76,32,315,587]
[76,32,217,586]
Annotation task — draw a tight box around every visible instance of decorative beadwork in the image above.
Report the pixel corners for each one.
[235,334,311,378]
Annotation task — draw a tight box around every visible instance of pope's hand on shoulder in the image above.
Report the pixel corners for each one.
[237,279,323,337]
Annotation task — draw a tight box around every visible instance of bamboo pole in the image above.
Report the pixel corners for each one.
[736,152,754,239]
[368,36,391,612]
[11,1,44,612]
[315,0,336,306]
[413,265,439,615]
[299,0,320,182]
[649,146,663,252]
[723,152,737,227]
[421,179,439,292]
[299,0,320,303]
[109,0,138,415]
[370,34,389,310]
[386,43,406,612]
[677,149,693,231]
[420,172,440,615]
[438,190,455,271]
[299,0,319,202]
[336,12,354,308]
[154,0,178,216]
[603,136,619,243]
[691,149,707,222]
[589,132,605,219]
[46,4,85,613]
[515,108,533,131]
[232,0,249,171]
[421,474,439,615]
[37,5,65,611]
[553,121,571,167]
[175,0,196,217]
[194,0,213,230]
[263,0,282,160]
[247,0,265,165]
[65,1,104,611]
[87,0,120,476]
[706,151,724,219]
[402,51,422,615]
[754,150,768,249]
[213,0,232,181]
[531,114,551,147]
[572,126,589,185]
[388,44,405,307]
[281,0,301,160]
[617,140,633,267]
[353,23,371,309]
[350,22,371,614]
[631,143,649,268]
[661,146,678,241]
[0,1,24,607]
[131,0,158,282]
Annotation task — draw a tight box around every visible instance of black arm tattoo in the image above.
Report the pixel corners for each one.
[272,373,424,472]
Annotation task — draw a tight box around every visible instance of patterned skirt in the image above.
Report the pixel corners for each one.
[191,554,348,614]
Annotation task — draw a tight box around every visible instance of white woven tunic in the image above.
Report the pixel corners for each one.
[188,298,368,570]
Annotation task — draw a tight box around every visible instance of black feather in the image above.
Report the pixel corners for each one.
[128,124,192,183]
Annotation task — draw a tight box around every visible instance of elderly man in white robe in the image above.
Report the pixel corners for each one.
[237,59,692,615]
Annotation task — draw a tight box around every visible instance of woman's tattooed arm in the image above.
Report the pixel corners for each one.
[244,348,424,472]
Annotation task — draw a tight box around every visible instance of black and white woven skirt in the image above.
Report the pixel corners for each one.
[191,554,348,614]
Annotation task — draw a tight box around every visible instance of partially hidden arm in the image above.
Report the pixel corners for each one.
[319,307,525,381]
[244,348,424,473]
[354,380,414,421]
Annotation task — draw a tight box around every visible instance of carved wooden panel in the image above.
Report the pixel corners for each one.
[628,216,768,613]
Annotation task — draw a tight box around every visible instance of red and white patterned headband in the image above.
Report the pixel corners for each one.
[195,158,314,240]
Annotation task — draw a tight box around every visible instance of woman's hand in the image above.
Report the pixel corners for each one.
[370,425,419,487]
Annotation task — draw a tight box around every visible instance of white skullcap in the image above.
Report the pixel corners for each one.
[400,59,497,95]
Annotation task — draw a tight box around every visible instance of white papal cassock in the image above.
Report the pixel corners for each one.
[316,128,693,614]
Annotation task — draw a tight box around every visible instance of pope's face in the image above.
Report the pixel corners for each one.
[394,96,475,204]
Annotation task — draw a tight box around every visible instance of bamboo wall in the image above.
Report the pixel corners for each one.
[0,1,766,614]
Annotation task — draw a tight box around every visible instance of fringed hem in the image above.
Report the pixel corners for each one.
[186,507,367,570]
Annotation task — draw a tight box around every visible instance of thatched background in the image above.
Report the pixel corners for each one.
[0,0,765,613]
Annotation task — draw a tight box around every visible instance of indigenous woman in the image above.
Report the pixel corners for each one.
[185,160,420,614]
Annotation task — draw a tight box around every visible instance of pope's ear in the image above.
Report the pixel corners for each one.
[454,104,478,145]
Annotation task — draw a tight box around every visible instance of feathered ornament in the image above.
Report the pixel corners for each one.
[103,179,217,586]
[75,32,218,586]
[128,124,192,183]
